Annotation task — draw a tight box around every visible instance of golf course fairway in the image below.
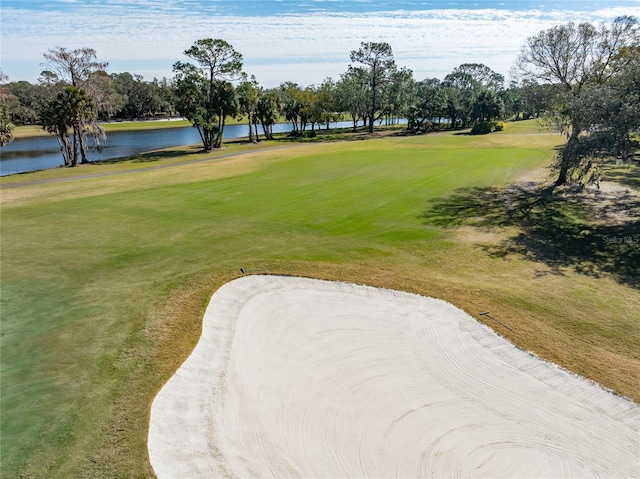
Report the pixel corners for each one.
[1,122,638,477]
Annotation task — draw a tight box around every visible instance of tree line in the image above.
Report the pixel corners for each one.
[1,15,638,187]
[0,44,545,158]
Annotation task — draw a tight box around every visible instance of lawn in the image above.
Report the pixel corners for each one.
[1,122,638,477]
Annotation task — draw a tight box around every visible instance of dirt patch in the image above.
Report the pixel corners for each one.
[583,180,640,225]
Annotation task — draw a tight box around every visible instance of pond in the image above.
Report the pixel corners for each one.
[0,120,399,176]
[0,123,282,176]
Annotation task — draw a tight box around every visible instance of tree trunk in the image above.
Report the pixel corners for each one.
[78,123,89,164]
[247,120,254,143]
[57,132,72,166]
[214,114,225,149]
[554,124,580,187]
[369,76,376,133]
[71,127,79,166]
[201,126,213,152]
[194,124,208,151]
[259,120,268,140]
[554,164,568,187]
[253,116,260,142]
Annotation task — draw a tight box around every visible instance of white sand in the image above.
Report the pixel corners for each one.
[148,275,639,478]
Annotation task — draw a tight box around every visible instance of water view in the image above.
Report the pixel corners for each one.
[0,121,368,176]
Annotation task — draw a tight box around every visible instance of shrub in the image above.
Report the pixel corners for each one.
[470,122,492,135]
[470,121,505,135]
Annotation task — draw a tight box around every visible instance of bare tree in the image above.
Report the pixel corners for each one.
[41,47,109,164]
[42,47,108,88]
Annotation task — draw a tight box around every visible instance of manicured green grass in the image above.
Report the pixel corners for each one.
[1,122,638,478]
[0,140,291,185]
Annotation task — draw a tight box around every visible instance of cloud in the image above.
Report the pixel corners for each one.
[2,3,638,86]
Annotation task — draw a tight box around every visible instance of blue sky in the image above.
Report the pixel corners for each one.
[2,1,639,87]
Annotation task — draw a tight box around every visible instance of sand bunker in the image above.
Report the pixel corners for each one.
[148,275,639,478]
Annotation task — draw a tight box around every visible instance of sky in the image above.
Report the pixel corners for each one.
[1,0,639,87]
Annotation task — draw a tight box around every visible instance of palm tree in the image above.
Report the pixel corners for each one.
[472,90,501,123]
[212,80,239,149]
[237,76,260,142]
[256,90,281,140]
[41,86,96,166]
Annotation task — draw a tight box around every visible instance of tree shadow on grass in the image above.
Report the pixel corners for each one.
[603,162,640,191]
[270,126,411,144]
[98,146,204,165]
[422,183,640,288]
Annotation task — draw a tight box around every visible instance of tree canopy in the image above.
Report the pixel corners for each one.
[349,42,398,133]
[42,47,108,88]
[514,16,640,186]
[5,23,638,184]
[39,47,108,166]
[0,71,15,146]
[41,86,96,166]
[173,39,243,150]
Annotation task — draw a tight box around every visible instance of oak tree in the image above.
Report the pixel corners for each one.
[514,16,639,186]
